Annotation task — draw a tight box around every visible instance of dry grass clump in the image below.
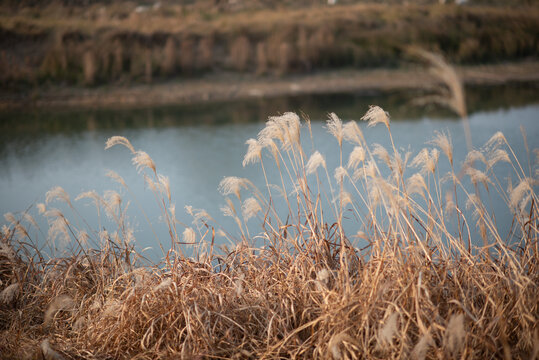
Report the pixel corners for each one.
[1,106,538,359]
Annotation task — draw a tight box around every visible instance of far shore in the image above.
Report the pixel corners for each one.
[1,61,538,110]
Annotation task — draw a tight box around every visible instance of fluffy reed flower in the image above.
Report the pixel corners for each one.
[306,151,326,175]
[77,230,89,247]
[158,174,171,201]
[106,170,127,187]
[372,144,391,168]
[465,150,487,167]
[103,190,122,219]
[328,332,359,360]
[3,212,16,226]
[361,105,390,129]
[444,191,456,216]
[243,138,262,167]
[37,202,46,214]
[343,120,364,145]
[47,215,70,249]
[411,148,439,174]
[443,314,465,358]
[377,312,399,347]
[259,112,300,151]
[333,191,353,208]
[22,212,38,229]
[44,295,75,326]
[466,168,492,188]
[411,332,434,360]
[132,151,156,173]
[0,241,16,262]
[154,278,173,292]
[75,191,102,215]
[334,166,347,186]
[220,204,235,218]
[41,339,65,360]
[316,268,330,289]
[105,136,135,153]
[510,178,532,210]
[185,206,214,225]
[347,146,365,170]
[486,149,510,170]
[431,131,453,164]
[182,227,196,245]
[327,112,343,146]
[0,283,19,304]
[46,186,72,207]
[242,197,262,221]
[407,173,427,196]
[484,131,506,151]
[219,177,249,199]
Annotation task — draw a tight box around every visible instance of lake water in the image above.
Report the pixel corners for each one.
[1,84,538,260]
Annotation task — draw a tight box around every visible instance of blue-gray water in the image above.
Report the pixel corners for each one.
[1,84,538,260]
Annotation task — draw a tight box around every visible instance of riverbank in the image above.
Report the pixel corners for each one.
[1,61,538,110]
[2,2,538,93]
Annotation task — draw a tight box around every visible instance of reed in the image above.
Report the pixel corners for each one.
[0,106,537,359]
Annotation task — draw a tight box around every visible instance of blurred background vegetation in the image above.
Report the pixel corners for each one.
[1,0,537,89]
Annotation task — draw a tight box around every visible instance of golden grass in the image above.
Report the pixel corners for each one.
[0,107,538,358]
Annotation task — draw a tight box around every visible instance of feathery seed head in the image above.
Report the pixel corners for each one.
[154,278,173,292]
[105,136,135,153]
[510,178,532,210]
[377,312,399,347]
[132,151,156,173]
[373,144,391,168]
[243,138,262,167]
[242,197,261,221]
[431,131,453,164]
[219,176,249,199]
[106,170,127,187]
[411,332,434,360]
[361,105,390,129]
[77,230,89,246]
[260,112,301,151]
[334,166,347,185]
[465,150,487,167]
[158,174,171,201]
[334,191,353,208]
[443,314,465,358]
[306,151,326,175]
[407,173,427,196]
[46,186,72,206]
[343,120,364,145]
[466,168,492,188]
[44,295,75,326]
[48,217,70,249]
[327,112,343,146]
[484,131,506,151]
[0,283,19,304]
[3,212,16,226]
[411,148,439,174]
[41,339,65,360]
[37,203,46,214]
[347,146,365,170]
[487,149,510,170]
[183,227,196,245]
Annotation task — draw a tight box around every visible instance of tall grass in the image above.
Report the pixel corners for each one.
[0,106,538,358]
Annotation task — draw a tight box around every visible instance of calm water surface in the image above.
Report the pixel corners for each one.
[1,84,538,260]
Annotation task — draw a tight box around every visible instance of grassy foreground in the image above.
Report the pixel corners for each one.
[1,102,538,359]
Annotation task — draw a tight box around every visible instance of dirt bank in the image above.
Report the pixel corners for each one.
[1,61,538,110]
